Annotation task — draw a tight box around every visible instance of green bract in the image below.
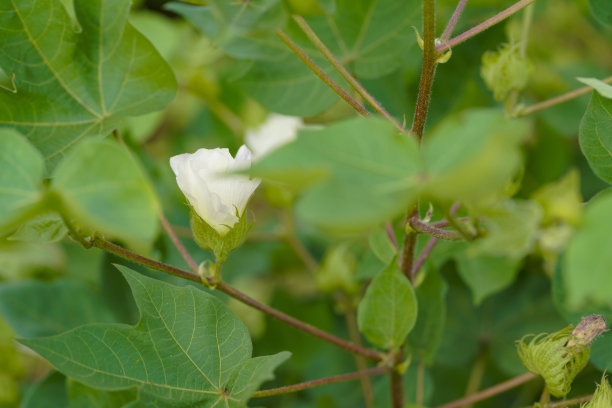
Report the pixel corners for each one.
[517,326,590,397]
[582,374,612,408]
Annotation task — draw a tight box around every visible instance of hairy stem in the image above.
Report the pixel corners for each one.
[391,369,404,408]
[276,30,369,115]
[436,0,538,53]
[251,367,387,398]
[518,76,612,117]
[159,211,198,273]
[91,237,382,360]
[412,236,438,278]
[292,15,405,133]
[548,394,592,408]
[440,0,469,42]
[408,217,463,241]
[434,372,537,408]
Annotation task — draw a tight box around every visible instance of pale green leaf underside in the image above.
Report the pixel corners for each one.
[0,0,176,168]
[0,129,44,232]
[577,77,612,99]
[22,267,290,408]
[357,261,417,350]
[51,139,159,252]
[250,117,421,231]
[579,92,612,184]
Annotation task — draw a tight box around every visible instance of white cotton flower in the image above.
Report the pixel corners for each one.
[170,145,260,236]
[245,114,304,159]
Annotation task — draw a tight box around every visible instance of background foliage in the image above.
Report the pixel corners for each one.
[0,0,611,407]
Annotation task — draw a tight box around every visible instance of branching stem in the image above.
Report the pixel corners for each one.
[292,15,405,133]
[440,0,469,42]
[91,237,382,361]
[276,30,369,116]
[408,217,463,241]
[251,367,387,398]
[434,372,537,408]
[436,0,538,53]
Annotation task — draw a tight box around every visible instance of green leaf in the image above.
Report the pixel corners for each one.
[8,212,67,243]
[368,228,397,264]
[250,117,421,231]
[51,139,159,252]
[454,249,522,305]
[67,379,137,408]
[579,92,612,184]
[235,0,420,115]
[0,0,177,168]
[22,372,69,408]
[165,0,286,60]
[407,267,447,363]
[357,261,417,350]
[0,241,65,281]
[470,199,543,259]
[422,109,529,203]
[562,190,612,310]
[22,266,290,407]
[589,0,612,26]
[577,77,612,99]
[0,130,44,233]
[0,280,117,338]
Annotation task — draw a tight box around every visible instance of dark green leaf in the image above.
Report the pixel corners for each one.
[0,280,117,338]
[579,92,612,184]
[22,372,69,408]
[407,267,447,363]
[51,139,159,252]
[0,0,177,168]
[0,130,44,233]
[67,379,137,408]
[250,117,421,231]
[22,266,290,407]
[357,261,417,350]
[589,0,612,25]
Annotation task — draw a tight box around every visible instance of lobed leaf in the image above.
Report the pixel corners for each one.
[0,0,177,168]
[22,266,290,408]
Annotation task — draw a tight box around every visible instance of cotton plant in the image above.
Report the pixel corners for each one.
[170,145,260,282]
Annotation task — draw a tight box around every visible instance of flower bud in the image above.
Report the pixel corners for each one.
[481,43,532,101]
[582,374,612,408]
[245,114,303,160]
[516,315,608,398]
[170,145,259,237]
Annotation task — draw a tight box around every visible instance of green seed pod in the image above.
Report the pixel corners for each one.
[516,326,590,397]
[581,374,612,408]
[481,43,533,101]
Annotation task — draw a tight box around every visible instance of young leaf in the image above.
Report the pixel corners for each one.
[250,117,422,231]
[22,266,290,408]
[50,139,159,252]
[0,0,177,168]
[357,261,417,350]
[0,130,44,233]
[562,190,612,310]
[579,92,612,184]
[422,109,529,203]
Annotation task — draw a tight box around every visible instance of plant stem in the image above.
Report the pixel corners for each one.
[416,359,426,405]
[440,0,469,42]
[292,15,405,133]
[251,366,387,398]
[386,221,399,251]
[276,30,369,116]
[159,211,198,273]
[547,394,592,408]
[443,209,475,241]
[400,214,418,279]
[281,209,318,272]
[518,4,534,58]
[434,372,537,408]
[391,369,404,408]
[91,237,382,361]
[463,347,487,408]
[412,237,438,278]
[342,302,374,408]
[518,76,612,117]
[408,217,463,241]
[436,0,538,53]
